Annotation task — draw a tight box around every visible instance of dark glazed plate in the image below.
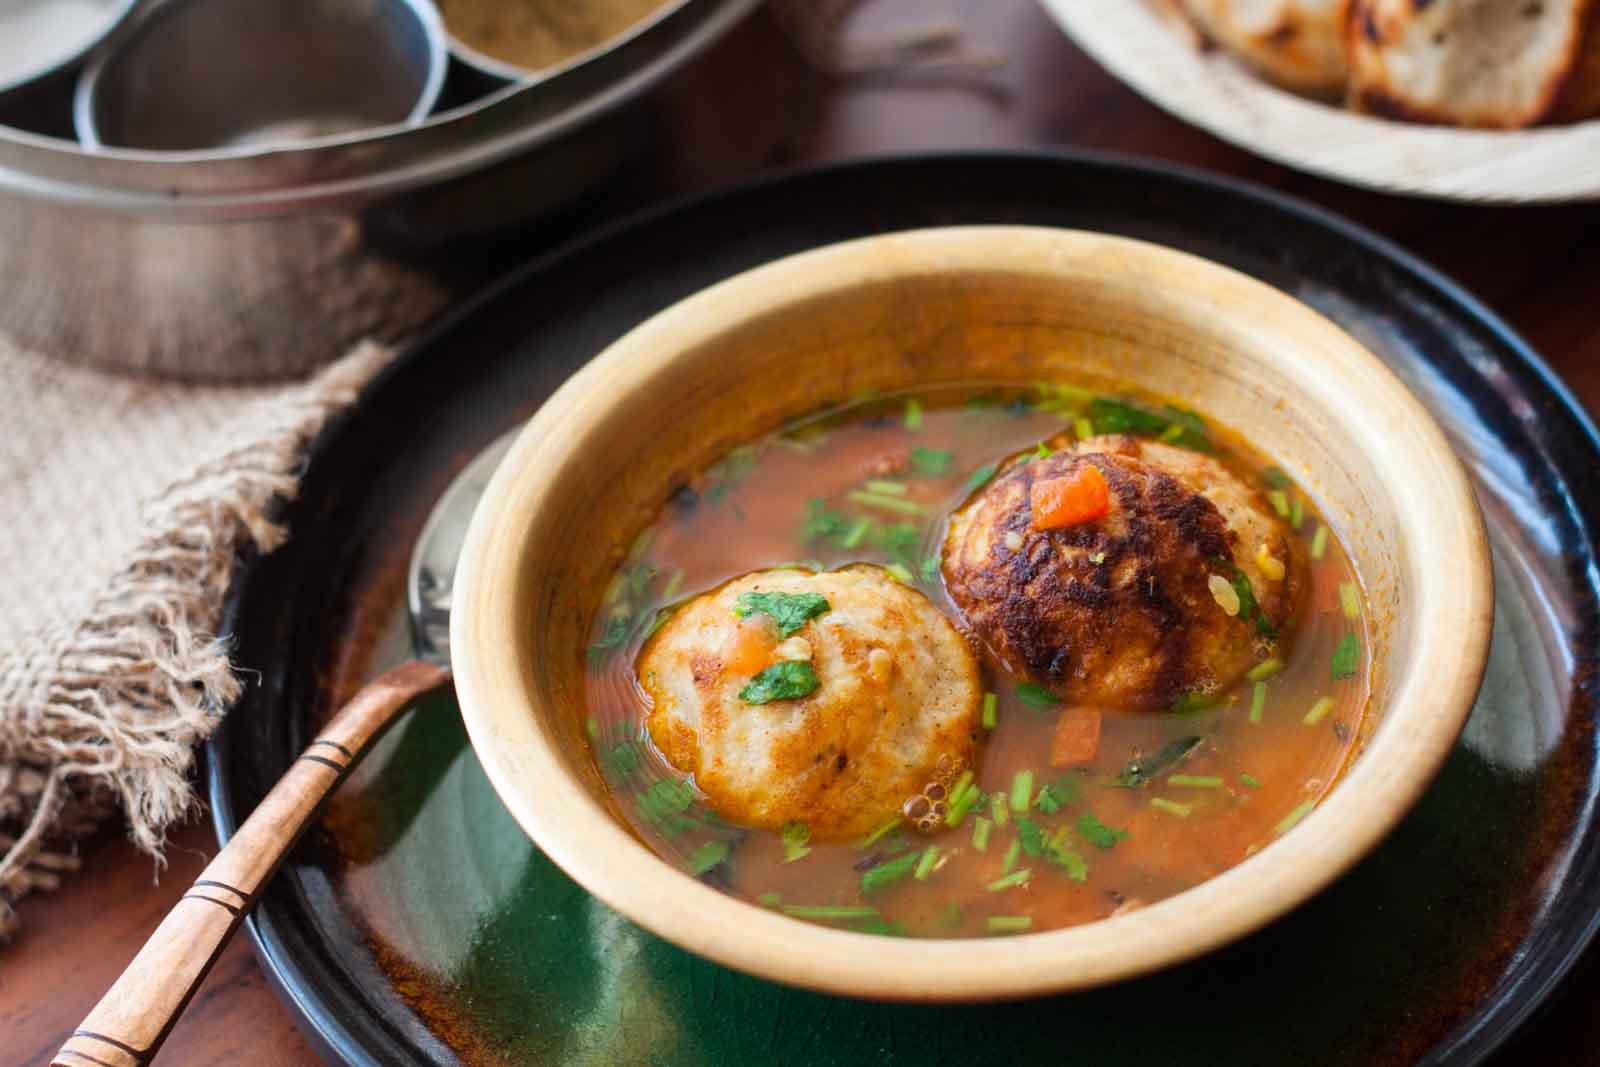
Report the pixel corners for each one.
[209,152,1600,1066]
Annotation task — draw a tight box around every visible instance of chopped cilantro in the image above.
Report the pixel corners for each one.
[1089,397,1169,435]
[688,839,730,875]
[1015,682,1060,709]
[904,397,923,430]
[1331,632,1360,680]
[1017,817,1046,857]
[587,613,631,663]
[800,498,850,543]
[919,554,940,582]
[734,590,830,637]
[869,521,922,564]
[910,447,954,476]
[1112,735,1203,788]
[605,741,641,780]
[1076,812,1128,849]
[1262,466,1292,489]
[1044,827,1089,880]
[739,661,819,704]
[780,821,811,863]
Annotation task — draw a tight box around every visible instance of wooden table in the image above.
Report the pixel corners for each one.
[7,3,1599,1063]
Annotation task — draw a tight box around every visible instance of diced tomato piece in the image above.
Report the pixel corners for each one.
[722,617,774,676]
[1050,707,1102,767]
[1031,465,1110,530]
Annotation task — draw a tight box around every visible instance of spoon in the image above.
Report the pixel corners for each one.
[51,430,517,1067]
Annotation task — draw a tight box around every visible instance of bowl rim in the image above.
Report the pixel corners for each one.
[450,225,1494,1000]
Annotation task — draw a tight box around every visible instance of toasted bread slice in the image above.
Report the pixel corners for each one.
[1178,0,1352,96]
[1348,0,1600,127]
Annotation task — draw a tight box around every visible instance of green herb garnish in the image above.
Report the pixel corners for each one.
[1249,681,1267,724]
[783,904,879,921]
[1015,682,1059,709]
[858,816,902,849]
[910,447,954,476]
[1240,773,1263,789]
[972,816,993,852]
[739,661,819,704]
[1339,581,1362,620]
[981,691,998,730]
[1112,736,1203,788]
[987,915,1032,933]
[1089,397,1170,435]
[904,398,923,430]
[1149,797,1192,818]
[962,461,998,495]
[840,517,872,549]
[1168,774,1223,788]
[847,490,926,516]
[986,868,1033,892]
[1017,817,1046,857]
[1044,827,1089,880]
[781,821,811,863]
[1170,690,1221,715]
[688,839,730,874]
[1262,466,1292,489]
[861,849,920,893]
[913,846,941,881]
[1276,800,1315,835]
[991,791,1010,828]
[587,613,631,663]
[1303,696,1335,726]
[1076,812,1128,849]
[1010,769,1035,812]
[870,521,922,564]
[1267,490,1290,518]
[800,498,851,543]
[1001,837,1022,874]
[1246,658,1283,682]
[1311,524,1329,561]
[734,590,830,637]
[1331,632,1360,680]
[605,741,642,780]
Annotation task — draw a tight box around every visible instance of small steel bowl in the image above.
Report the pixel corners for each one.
[0,0,140,97]
[74,0,447,151]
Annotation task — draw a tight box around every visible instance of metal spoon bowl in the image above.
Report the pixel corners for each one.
[50,427,516,1067]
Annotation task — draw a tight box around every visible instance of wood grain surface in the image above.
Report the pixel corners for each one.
[5,1,1599,1063]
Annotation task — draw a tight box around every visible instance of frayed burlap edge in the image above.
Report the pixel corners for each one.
[0,341,391,938]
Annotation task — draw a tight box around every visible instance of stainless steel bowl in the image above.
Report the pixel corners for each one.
[75,0,448,151]
[0,0,759,380]
[0,0,139,97]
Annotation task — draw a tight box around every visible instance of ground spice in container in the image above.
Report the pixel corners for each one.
[439,0,670,72]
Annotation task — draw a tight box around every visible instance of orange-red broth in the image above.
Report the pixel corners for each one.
[584,385,1371,938]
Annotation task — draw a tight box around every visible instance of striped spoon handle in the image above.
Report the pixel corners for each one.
[52,659,450,1067]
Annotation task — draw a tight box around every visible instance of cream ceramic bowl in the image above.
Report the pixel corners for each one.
[450,226,1493,1000]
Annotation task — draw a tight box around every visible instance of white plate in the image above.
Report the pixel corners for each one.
[1039,0,1600,203]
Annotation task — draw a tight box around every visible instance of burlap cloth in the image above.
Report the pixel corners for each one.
[0,0,999,939]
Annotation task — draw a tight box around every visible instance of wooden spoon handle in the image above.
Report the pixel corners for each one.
[51,659,451,1067]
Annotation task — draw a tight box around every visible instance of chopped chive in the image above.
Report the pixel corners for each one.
[1010,770,1035,813]
[1311,524,1329,560]
[1331,632,1360,680]
[758,891,783,908]
[1304,696,1335,726]
[783,904,879,920]
[1276,800,1315,835]
[781,821,811,863]
[940,902,964,929]
[981,691,998,729]
[1339,581,1361,620]
[987,915,1033,933]
[950,769,975,801]
[1149,797,1192,818]
[861,849,921,893]
[919,554,940,582]
[1267,490,1290,518]
[904,398,923,430]
[661,569,685,602]
[885,562,914,583]
[585,716,600,742]
[946,778,981,827]
[1240,773,1263,789]
[991,791,1010,828]
[1289,496,1304,529]
[1001,838,1021,874]
[1246,657,1283,682]
[914,846,942,881]
[1262,466,1291,489]
[688,840,730,874]
[1249,681,1267,724]
[846,490,926,516]
[1033,442,1053,460]
[1015,682,1060,709]
[986,868,1033,892]
[840,517,872,549]
[864,479,907,496]
[858,816,902,849]
[1168,774,1223,788]
[1074,416,1094,440]
[972,816,993,852]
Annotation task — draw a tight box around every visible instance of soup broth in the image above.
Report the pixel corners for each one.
[583,383,1372,938]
